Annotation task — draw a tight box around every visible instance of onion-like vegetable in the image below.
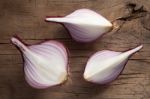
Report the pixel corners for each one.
[84,45,143,84]
[11,37,68,89]
[46,9,112,42]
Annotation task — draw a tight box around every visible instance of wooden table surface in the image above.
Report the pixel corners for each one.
[0,0,150,99]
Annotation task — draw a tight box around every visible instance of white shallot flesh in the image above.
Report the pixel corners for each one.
[46,9,112,42]
[83,45,143,84]
[11,37,68,89]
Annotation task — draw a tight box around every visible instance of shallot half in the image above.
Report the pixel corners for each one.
[11,37,68,89]
[46,9,112,42]
[84,45,143,84]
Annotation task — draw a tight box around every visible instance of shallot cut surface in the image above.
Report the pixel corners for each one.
[84,45,143,84]
[11,37,68,89]
[46,9,112,42]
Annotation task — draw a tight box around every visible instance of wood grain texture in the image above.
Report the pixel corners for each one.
[0,0,150,99]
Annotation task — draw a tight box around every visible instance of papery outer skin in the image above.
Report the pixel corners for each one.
[84,45,143,84]
[11,37,68,89]
[46,9,112,42]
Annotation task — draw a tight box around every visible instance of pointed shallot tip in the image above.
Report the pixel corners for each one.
[135,45,143,52]
[11,37,19,45]
[127,45,143,55]
[45,18,49,22]
[136,45,143,51]
[45,18,51,22]
[45,16,51,22]
[11,37,28,52]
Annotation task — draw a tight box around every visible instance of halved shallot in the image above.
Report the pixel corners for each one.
[11,37,68,89]
[46,9,112,42]
[84,45,143,84]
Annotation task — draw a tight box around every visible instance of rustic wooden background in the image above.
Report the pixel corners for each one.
[0,0,150,99]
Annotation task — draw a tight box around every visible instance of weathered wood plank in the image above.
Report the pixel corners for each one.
[0,0,150,99]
